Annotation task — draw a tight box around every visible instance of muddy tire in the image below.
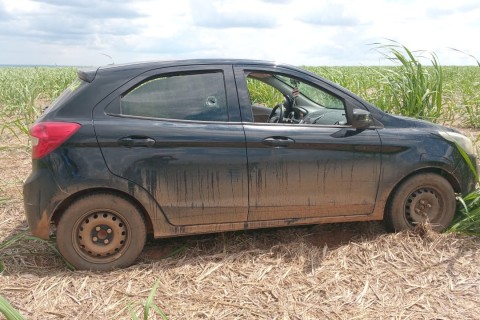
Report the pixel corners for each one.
[56,193,146,270]
[385,173,456,232]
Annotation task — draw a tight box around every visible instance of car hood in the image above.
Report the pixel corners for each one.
[378,112,459,133]
[398,115,459,133]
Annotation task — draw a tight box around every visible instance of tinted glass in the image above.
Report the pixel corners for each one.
[120,72,228,121]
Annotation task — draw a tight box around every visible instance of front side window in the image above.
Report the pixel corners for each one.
[276,75,344,110]
[120,72,228,121]
[245,71,347,125]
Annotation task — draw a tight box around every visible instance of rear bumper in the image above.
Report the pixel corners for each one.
[23,168,64,239]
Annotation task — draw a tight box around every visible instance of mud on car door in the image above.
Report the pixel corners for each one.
[234,65,383,221]
[93,65,249,226]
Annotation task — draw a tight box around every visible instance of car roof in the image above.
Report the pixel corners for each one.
[98,59,293,72]
[78,59,304,83]
[75,58,379,118]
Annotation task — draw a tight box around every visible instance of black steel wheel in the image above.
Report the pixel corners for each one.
[386,173,456,232]
[56,193,146,270]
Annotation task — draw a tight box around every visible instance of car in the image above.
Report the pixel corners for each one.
[23,59,477,270]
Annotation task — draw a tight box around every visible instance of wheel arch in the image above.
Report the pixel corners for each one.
[51,188,155,235]
[384,167,460,218]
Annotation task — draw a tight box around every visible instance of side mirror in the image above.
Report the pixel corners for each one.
[352,109,374,129]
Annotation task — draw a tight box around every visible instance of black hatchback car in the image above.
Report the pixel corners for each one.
[23,59,477,270]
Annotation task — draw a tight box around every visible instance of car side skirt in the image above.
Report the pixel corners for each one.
[152,205,386,238]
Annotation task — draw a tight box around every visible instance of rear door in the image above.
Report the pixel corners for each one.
[93,65,248,226]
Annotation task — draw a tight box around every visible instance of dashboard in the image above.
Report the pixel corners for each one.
[289,106,347,125]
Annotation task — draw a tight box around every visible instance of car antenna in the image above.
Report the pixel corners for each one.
[100,53,115,65]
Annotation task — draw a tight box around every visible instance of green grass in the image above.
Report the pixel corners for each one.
[257,63,480,129]
[128,280,169,320]
[451,190,480,235]
[449,141,480,236]
[373,41,444,121]
[0,294,25,320]
[0,67,76,135]
[443,66,480,128]
[246,77,284,107]
[1,63,480,132]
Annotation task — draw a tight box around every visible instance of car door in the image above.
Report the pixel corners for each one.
[93,65,248,226]
[234,65,382,221]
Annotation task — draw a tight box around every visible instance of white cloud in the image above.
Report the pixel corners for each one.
[296,1,363,26]
[189,0,279,28]
[0,0,479,66]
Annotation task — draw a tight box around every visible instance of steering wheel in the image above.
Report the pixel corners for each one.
[284,95,294,110]
[268,103,284,123]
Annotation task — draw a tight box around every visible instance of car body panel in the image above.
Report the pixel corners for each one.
[242,124,382,220]
[93,118,249,226]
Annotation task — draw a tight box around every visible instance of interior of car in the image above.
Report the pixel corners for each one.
[246,72,348,126]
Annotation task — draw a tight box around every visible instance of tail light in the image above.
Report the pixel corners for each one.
[30,122,81,159]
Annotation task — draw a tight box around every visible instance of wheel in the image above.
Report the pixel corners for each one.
[56,193,146,270]
[385,173,456,232]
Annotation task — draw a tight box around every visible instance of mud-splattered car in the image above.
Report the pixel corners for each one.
[23,60,477,270]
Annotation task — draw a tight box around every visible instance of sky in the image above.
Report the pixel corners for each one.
[0,0,479,66]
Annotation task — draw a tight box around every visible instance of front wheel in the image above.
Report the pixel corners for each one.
[56,193,146,270]
[385,173,456,232]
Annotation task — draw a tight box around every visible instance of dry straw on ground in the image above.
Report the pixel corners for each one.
[1,131,480,320]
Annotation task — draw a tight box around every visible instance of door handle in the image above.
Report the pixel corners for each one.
[119,136,156,147]
[262,137,295,148]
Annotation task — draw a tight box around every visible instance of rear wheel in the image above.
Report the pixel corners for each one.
[56,193,146,270]
[386,173,456,232]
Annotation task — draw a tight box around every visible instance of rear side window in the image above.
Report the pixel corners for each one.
[119,72,228,121]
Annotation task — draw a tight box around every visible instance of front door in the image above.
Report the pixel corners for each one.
[234,66,382,221]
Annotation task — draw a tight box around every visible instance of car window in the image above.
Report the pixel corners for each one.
[276,75,344,110]
[246,77,284,107]
[245,71,347,126]
[120,72,228,121]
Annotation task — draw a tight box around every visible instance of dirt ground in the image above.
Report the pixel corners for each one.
[1,128,480,319]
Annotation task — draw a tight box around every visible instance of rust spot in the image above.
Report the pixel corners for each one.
[31,210,50,239]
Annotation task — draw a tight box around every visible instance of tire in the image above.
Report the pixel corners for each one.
[385,173,456,232]
[56,193,146,271]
